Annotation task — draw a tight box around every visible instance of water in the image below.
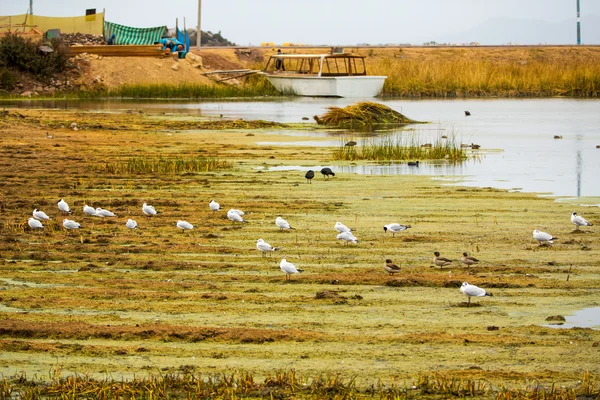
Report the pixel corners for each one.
[3,97,600,200]
[544,307,600,330]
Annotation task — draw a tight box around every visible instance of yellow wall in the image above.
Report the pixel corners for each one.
[0,12,104,34]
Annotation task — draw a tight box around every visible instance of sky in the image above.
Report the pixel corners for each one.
[3,0,600,45]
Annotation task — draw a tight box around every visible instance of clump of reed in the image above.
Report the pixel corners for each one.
[94,156,231,174]
[331,132,468,162]
[314,101,421,127]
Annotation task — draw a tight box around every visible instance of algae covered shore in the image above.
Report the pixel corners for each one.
[0,108,599,397]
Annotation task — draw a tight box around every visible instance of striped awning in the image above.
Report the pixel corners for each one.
[103,20,167,45]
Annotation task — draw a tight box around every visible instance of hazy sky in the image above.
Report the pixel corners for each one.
[4,0,600,45]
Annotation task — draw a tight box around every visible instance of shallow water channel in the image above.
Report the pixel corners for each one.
[5,97,600,201]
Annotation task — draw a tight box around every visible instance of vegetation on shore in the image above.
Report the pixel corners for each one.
[2,370,598,399]
[368,47,600,97]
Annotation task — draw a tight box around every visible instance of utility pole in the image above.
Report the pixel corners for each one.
[576,0,581,45]
[29,0,33,14]
[197,0,202,49]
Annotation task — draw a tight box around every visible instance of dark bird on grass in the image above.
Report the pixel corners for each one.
[345,140,357,147]
[460,282,492,307]
[321,167,335,178]
[384,259,401,275]
[407,161,419,166]
[433,251,453,268]
[460,252,479,266]
[465,110,471,116]
[305,170,315,183]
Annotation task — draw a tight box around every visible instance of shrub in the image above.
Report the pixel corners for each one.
[0,33,68,80]
[0,67,17,91]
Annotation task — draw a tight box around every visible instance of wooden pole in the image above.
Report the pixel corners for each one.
[197,0,202,49]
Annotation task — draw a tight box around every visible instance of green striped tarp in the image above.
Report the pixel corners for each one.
[103,21,167,45]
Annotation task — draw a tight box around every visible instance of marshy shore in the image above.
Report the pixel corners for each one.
[0,108,599,398]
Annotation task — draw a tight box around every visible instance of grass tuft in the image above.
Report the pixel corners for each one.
[93,156,232,174]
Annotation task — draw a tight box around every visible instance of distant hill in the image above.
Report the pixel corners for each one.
[440,15,599,45]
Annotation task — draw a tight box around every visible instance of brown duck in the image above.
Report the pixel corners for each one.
[433,251,453,267]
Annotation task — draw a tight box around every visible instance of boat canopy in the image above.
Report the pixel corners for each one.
[263,53,368,77]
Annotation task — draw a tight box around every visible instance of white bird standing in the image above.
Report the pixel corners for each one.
[571,212,593,229]
[95,207,116,217]
[28,217,44,229]
[57,199,72,214]
[276,216,295,230]
[126,219,138,229]
[209,200,221,211]
[62,218,81,230]
[533,229,556,245]
[337,231,358,244]
[32,209,50,221]
[280,258,303,280]
[83,205,97,216]
[227,209,247,223]
[334,221,352,233]
[383,223,411,237]
[460,282,493,307]
[256,238,281,256]
[176,220,194,230]
[142,203,158,216]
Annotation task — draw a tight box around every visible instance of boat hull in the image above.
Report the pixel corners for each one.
[264,75,387,97]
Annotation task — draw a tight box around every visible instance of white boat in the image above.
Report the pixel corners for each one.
[261,52,387,98]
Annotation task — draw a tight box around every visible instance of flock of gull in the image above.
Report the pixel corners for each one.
[25,195,594,306]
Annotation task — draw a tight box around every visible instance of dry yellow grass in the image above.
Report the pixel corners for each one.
[0,108,599,394]
[246,46,600,97]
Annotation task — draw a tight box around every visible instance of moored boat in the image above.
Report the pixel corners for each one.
[261,51,386,97]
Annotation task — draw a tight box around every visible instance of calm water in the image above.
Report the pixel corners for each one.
[544,307,600,330]
[4,97,600,200]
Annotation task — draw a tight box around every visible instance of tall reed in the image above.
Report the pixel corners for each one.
[370,56,600,97]
[331,132,468,162]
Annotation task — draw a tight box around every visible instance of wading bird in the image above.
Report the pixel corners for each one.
[571,212,592,229]
[276,216,294,230]
[280,258,303,280]
[383,223,411,237]
[320,167,335,179]
[533,229,556,245]
[256,238,281,256]
[32,209,50,221]
[460,282,493,307]
[57,199,72,214]
[304,170,315,184]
